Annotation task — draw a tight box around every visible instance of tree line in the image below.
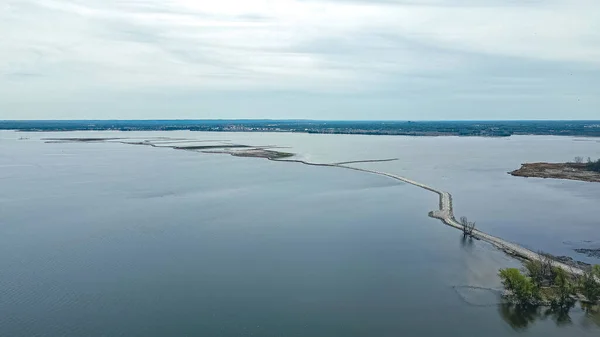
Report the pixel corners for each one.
[499,255,600,309]
[573,157,600,172]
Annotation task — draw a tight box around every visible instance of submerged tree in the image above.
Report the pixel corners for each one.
[524,256,577,308]
[499,268,541,307]
[551,268,576,308]
[460,216,476,237]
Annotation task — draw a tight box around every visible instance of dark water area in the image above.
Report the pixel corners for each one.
[0,132,599,336]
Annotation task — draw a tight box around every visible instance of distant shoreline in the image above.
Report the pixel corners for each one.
[3,120,600,137]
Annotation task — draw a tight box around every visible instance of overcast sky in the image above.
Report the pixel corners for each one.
[1,0,599,120]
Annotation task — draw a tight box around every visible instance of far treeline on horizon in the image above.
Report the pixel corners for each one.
[1,120,600,137]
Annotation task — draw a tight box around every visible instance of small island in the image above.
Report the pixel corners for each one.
[510,158,600,183]
[499,257,599,310]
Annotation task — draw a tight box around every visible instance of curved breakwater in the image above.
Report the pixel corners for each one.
[273,158,588,276]
[43,137,590,276]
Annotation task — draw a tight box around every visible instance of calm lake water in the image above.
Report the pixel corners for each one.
[0,131,599,336]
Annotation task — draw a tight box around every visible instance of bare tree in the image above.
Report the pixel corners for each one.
[538,251,558,284]
[574,156,584,164]
[460,216,476,237]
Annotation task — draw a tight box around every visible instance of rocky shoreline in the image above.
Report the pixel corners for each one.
[510,162,600,183]
[575,248,600,259]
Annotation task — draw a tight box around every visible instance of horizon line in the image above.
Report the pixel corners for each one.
[2,119,600,122]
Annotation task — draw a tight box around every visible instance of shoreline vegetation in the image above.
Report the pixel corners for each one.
[510,158,600,183]
[499,260,600,310]
[43,137,600,308]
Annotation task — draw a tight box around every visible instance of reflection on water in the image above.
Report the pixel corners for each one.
[582,303,600,328]
[499,302,600,331]
[460,235,476,250]
[499,304,544,331]
[544,305,575,327]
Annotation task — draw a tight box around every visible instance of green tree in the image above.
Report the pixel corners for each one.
[499,268,541,306]
[580,265,600,303]
[552,268,576,308]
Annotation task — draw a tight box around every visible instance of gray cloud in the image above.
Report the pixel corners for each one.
[1,0,598,119]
